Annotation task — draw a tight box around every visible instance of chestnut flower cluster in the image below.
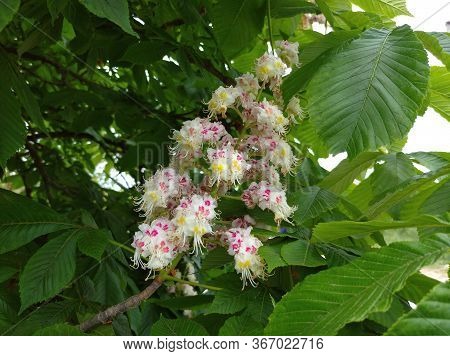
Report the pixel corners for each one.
[131,41,301,287]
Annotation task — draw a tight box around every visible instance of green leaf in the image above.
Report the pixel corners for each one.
[0,266,18,283]
[365,168,450,219]
[265,234,450,335]
[259,243,287,272]
[281,239,326,267]
[386,282,450,335]
[399,273,439,304]
[232,42,266,73]
[34,323,86,336]
[293,186,339,223]
[79,0,138,37]
[307,25,429,157]
[369,297,409,328]
[209,0,266,58]
[202,247,233,270]
[429,66,450,122]
[0,297,18,334]
[0,85,25,168]
[0,50,47,132]
[151,317,209,336]
[19,230,78,312]
[0,189,76,254]
[246,287,274,323]
[207,274,260,314]
[336,11,394,31]
[319,152,382,194]
[370,153,417,198]
[399,178,447,220]
[47,0,69,21]
[416,32,450,69]
[290,120,329,157]
[324,0,352,12]
[312,215,450,243]
[270,0,318,18]
[92,258,125,306]
[420,180,450,216]
[77,228,109,261]
[351,0,411,18]
[219,315,264,335]
[0,0,20,32]
[315,0,348,28]
[282,30,360,101]
[409,151,450,171]
[9,301,75,335]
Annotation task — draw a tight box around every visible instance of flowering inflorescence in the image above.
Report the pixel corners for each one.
[131,41,302,287]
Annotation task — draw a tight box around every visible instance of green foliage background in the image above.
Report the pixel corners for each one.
[0,0,449,336]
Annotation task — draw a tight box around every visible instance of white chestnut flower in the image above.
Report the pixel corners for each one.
[207,145,249,186]
[255,53,286,85]
[220,226,266,288]
[131,219,181,278]
[207,86,241,118]
[173,194,217,255]
[241,181,297,224]
[275,40,299,67]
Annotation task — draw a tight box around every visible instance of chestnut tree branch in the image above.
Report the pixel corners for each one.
[79,275,164,332]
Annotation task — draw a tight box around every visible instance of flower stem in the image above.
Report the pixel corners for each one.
[163,275,222,291]
[267,0,274,55]
[108,239,135,254]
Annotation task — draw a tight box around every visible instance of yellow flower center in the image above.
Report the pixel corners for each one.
[237,259,251,269]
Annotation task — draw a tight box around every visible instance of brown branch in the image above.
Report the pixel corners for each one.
[79,276,164,332]
[25,141,55,205]
[185,51,234,86]
[30,131,126,151]
[3,46,91,85]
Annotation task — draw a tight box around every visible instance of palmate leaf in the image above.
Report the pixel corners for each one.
[281,239,326,267]
[369,152,417,198]
[260,239,326,271]
[259,243,287,272]
[293,186,339,223]
[282,30,360,100]
[351,0,411,18]
[429,66,450,122]
[209,0,266,58]
[386,282,450,335]
[265,234,450,335]
[77,228,109,261]
[0,189,77,254]
[312,215,450,243]
[307,25,429,157]
[19,230,79,313]
[364,168,450,219]
[319,152,383,194]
